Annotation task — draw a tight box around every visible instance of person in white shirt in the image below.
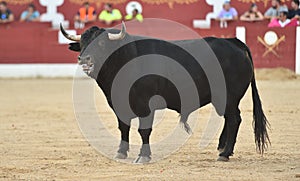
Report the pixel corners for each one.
[268,10,298,27]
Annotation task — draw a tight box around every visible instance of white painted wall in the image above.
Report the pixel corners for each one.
[39,0,69,28]
[0,64,86,78]
[193,0,223,29]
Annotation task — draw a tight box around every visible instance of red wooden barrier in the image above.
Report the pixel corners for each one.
[0,0,297,71]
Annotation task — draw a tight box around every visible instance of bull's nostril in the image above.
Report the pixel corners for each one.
[78,55,92,65]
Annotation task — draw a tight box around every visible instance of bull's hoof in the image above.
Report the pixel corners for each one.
[217,156,229,162]
[114,152,127,159]
[133,156,151,164]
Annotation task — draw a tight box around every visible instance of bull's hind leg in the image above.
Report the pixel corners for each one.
[115,118,131,159]
[134,112,154,164]
[218,109,242,162]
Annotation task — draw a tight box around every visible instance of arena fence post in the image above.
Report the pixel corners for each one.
[236,26,246,44]
[296,26,300,74]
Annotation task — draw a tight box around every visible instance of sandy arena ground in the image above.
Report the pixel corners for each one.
[0,68,299,180]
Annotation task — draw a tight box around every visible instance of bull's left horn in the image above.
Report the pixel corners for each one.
[60,23,81,42]
[108,21,126,40]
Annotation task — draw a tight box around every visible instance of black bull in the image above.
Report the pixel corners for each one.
[61,23,270,163]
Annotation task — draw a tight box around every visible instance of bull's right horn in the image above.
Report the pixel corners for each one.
[60,23,81,42]
[108,21,127,40]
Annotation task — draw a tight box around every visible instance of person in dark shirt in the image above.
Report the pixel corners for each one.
[287,0,300,20]
[240,3,264,22]
[0,1,14,23]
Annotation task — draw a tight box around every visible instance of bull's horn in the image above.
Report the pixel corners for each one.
[60,23,81,42]
[108,21,126,40]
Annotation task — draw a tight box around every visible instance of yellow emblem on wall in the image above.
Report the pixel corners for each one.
[257,31,285,58]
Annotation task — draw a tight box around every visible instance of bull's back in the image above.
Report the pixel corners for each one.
[174,37,253,98]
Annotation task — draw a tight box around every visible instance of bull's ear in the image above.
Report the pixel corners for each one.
[69,42,81,52]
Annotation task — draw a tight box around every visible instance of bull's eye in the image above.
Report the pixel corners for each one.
[98,41,105,47]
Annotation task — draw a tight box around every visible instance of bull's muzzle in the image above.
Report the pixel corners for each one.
[78,55,94,75]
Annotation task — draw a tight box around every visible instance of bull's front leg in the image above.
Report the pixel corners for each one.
[115,118,131,159]
[134,112,154,164]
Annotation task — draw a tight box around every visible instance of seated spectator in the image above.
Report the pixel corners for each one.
[99,3,122,25]
[240,3,264,22]
[216,0,238,28]
[268,11,298,27]
[125,9,143,22]
[74,2,96,29]
[0,1,14,23]
[287,0,300,20]
[264,0,288,20]
[20,4,40,22]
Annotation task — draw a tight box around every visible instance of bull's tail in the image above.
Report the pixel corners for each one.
[251,76,270,154]
[246,46,271,154]
[251,77,270,154]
